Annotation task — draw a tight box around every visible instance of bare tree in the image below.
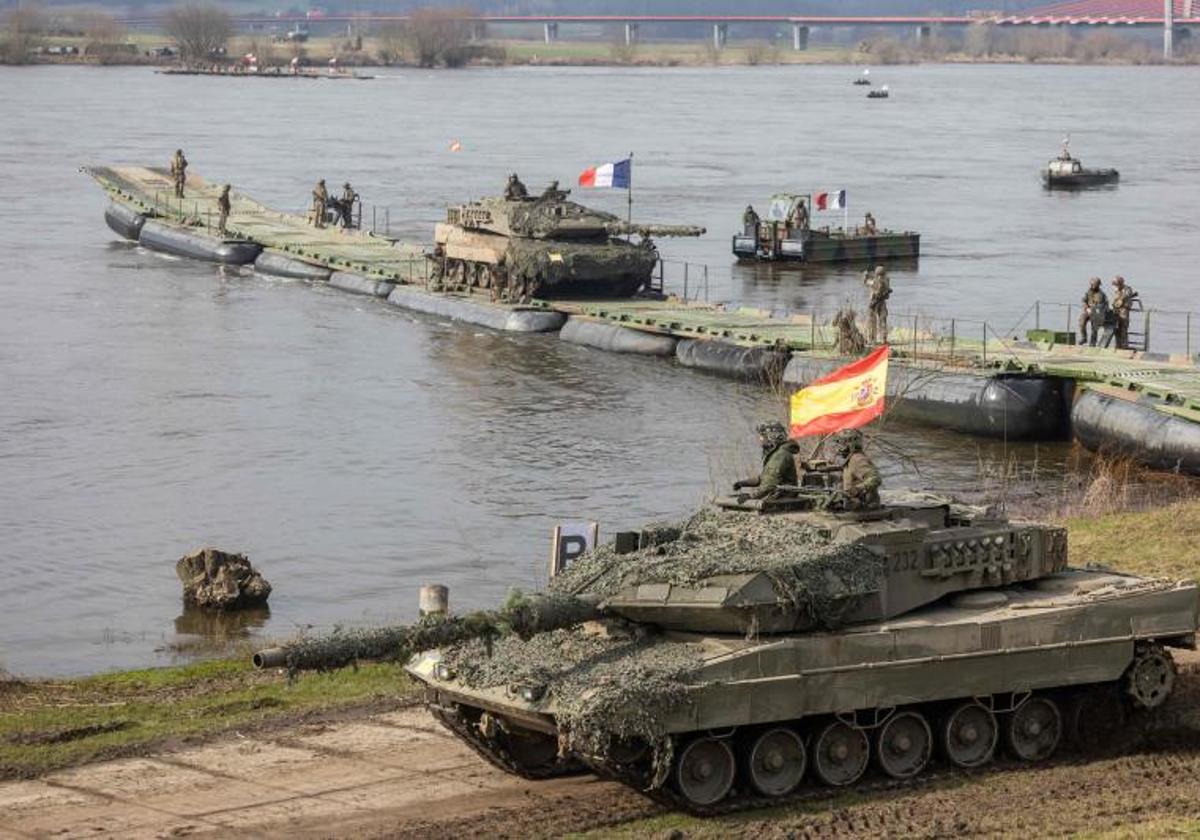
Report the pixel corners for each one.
[404,7,472,68]
[375,22,406,65]
[164,3,233,65]
[81,11,128,65]
[1,6,46,65]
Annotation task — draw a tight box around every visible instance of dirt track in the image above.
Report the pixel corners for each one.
[4,661,1200,839]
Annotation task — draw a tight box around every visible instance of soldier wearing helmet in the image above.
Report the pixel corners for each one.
[863,265,891,345]
[169,149,188,198]
[834,429,881,510]
[733,421,800,500]
[1110,276,1138,349]
[504,172,528,200]
[1078,277,1108,346]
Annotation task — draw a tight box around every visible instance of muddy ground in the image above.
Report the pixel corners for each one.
[3,658,1200,839]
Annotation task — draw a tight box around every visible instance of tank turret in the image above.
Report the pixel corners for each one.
[432,185,705,300]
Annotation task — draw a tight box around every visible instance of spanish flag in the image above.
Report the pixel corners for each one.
[789,345,889,438]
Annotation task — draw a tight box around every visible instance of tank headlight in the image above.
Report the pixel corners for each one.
[516,684,545,702]
[434,663,456,682]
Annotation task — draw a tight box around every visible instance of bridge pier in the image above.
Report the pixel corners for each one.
[792,24,809,51]
[624,22,639,46]
[713,23,728,50]
[471,21,486,42]
[915,24,932,43]
[543,21,558,44]
[1164,0,1174,58]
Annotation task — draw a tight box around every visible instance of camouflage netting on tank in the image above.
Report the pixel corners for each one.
[550,507,883,630]
[441,624,704,759]
[271,591,600,676]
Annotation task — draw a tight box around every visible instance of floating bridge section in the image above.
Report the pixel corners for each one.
[87,165,1200,472]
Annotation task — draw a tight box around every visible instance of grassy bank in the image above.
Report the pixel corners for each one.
[1066,497,1200,581]
[0,657,416,780]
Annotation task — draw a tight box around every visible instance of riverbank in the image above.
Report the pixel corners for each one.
[0,658,416,780]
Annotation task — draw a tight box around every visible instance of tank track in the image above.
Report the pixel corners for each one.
[580,677,1146,817]
[429,704,584,781]
[580,748,952,817]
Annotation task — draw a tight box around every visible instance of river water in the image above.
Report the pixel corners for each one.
[1,64,1197,677]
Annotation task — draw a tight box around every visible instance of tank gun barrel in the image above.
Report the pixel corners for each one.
[252,592,602,674]
[604,222,706,238]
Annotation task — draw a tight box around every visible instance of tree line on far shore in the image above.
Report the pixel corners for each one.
[2,3,1195,68]
[0,4,480,68]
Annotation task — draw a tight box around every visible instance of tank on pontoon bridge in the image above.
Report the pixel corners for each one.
[732,193,919,264]
[433,184,705,299]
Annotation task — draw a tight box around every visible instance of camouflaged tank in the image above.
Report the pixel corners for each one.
[254,488,1198,814]
[432,185,704,299]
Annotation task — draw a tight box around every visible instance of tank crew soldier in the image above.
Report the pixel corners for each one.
[169,149,188,198]
[339,182,358,228]
[216,184,231,235]
[1111,276,1138,350]
[311,179,328,228]
[504,173,528,200]
[733,422,800,500]
[863,211,877,235]
[835,429,881,511]
[863,265,891,344]
[742,204,759,236]
[540,180,569,200]
[1078,277,1108,346]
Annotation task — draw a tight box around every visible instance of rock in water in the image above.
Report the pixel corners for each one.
[176,548,272,610]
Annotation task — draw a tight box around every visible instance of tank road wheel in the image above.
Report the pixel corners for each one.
[1125,643,1177,710]
[674,737,736,807]
[876,711,932,780]
[941,702,998,769]
[811,721,869,787]
[1005,696,1062,762]
[745,727,807,797]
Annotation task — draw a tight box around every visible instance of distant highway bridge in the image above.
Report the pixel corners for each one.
[122,1,1199,57]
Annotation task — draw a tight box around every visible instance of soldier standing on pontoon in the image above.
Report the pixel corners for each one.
[863,265,891,344]
[1111,276,1138,350]
[216,184,231,235]
[1078,277,1108,347]
[340,182,358,229]
[170,149,188,198]
[311,179,328,228]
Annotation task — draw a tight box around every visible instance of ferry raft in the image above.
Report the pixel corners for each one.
[733,193,919,264]
[86,164,1200,476]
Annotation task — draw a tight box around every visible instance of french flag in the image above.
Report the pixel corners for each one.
[814,190,847,211]
[578,158,632,189]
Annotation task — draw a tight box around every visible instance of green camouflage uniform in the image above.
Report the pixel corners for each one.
[1079,283,1108,346]
[217,185,231,235]
[1111,280,1138,349]
[312,180,328,228]
[736,440,800,500]
[864,266,891,344]
[842,451,882,510]
[170,150,188,198]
